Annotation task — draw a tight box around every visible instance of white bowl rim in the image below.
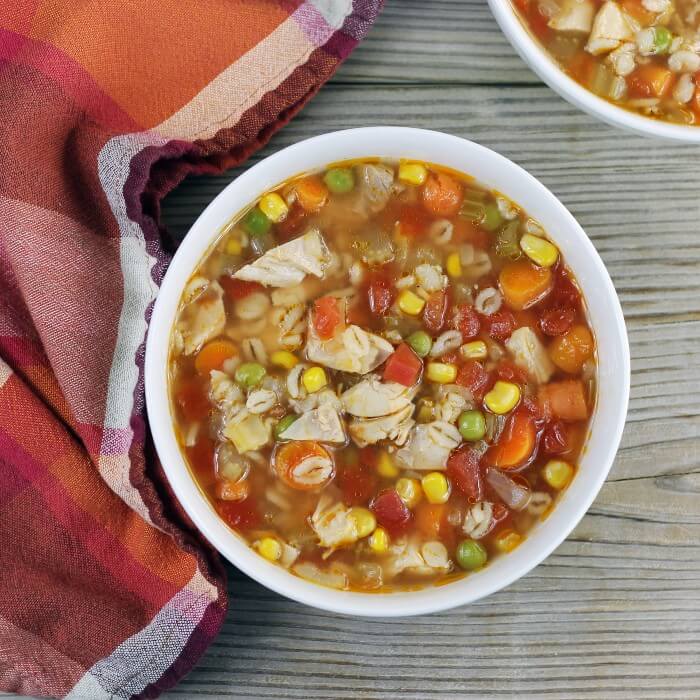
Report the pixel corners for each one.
[145,126,630,617]
[487,0,700,143]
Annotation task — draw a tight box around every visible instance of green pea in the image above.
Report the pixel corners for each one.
[323,167,355,194]
[456,540,488,571]
[653,26,672,55]
[234,362,266,389]
[242,207,272,237]
[458,410,487,441]
[407,330,433,358]
[275,414,299,440]
[481,202,503,232]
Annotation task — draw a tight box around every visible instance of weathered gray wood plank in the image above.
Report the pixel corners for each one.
[156,77,700,699]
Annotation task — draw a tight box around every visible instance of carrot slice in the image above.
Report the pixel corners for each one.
[499,259,553,310]
[294,175,329,212]
[487,412,537,470]
[421,172,463,216]
[274,441,334,491]
[548,324,594,373]
[539,380,588,422]
[194,339,238,375]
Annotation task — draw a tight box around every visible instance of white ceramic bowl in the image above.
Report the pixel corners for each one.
[488,0,700,143]
[145,127,630,617]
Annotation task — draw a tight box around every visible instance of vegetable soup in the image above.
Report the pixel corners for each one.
[513,0,700,125]
[169,159,596,592]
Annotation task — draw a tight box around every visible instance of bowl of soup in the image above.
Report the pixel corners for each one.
[489,0,700,142]
[145,127,629,616]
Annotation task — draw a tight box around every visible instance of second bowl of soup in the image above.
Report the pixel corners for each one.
[145,127,629,616]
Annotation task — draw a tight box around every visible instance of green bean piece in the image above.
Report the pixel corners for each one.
[324,168,355,194]
[275,414,299,440]
[456,539,488,571]
[234,362,266,389]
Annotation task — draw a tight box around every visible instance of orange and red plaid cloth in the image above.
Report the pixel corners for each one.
[0,2,382,697]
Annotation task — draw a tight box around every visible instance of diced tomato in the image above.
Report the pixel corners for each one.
[453,303,481,340]
[543,420,572,455]
[487,411,538,470]
[423,290,449,333]
[446,445,484,502]
[366,270,395,316]
[550,267,581,308]
[485,309,516,341]
[219,277,264,300]
[540,306,575,336]
[496,360,528,384]
[453,218,490,249]
[371,489,412,535]
[383,343,423,387]
[456,360,493,401]
[176,380,210,422]
[522,395,545,421]
[441,350,461,365]
[337,456,377,506]
[396,204,431,238]
[312,296,342,340]
[216,498,261,531]
[276,201,306,240]
[539,380,589,422]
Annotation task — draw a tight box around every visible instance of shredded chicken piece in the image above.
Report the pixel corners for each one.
[348,403,415,448]
[341,375,416,418]
[176,280,226,355]
[278,402,346,443]
[505,327,555,384]
[395,420,462,471]
[310,494,359,555]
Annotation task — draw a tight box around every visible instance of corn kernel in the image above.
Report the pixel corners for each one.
[349,507,377,538]
[377,450,399,478]
[270,350,299,370]
[398,289,426,316]
[520,233,559,268]
[484,380,521,414]
[421,472,450,504]
[398,162,428,186]
[446,252,462,278]
[225,238,242,255]
[258,192,289,223]
[368,527,389,553]
[460,340,488,360]
[301,366,328,393]
[494,529,522,553]
[396,477,422,508]
[426,362,458,384]
[542,459,574,490]
[257,537,282,562]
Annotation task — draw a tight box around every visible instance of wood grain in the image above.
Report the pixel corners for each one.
[8,2,699,699]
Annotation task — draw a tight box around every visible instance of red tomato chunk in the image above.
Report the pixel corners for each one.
[446,445,484,502]
[540,306,575,336]
[383,343,422,386]
[423,290,449,334]
[453,303,480,340]
[366,271,395,316]
[312,295,342,339]
[456,360,492,401]
[371,489,412,535]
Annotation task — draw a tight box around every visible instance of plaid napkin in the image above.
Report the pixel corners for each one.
[0,2,382,697]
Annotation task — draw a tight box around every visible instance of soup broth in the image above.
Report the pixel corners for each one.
[169,158,596,592]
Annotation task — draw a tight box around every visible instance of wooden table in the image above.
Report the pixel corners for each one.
[10,3,697,699]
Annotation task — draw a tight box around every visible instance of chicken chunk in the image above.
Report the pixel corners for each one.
[223,410,271,453]
[586,1,634,55]
[341,375,416,418]
[176,280,226,355]
[505,327,555,384]
[348,403,415,448]
[354,163,395,218]
[233,228,332,288]
[384,539,451,578]
[549,0,595,33]
[395,420,462,471]
[278,402,346,444]
[310,494,359,555]
[306,323,394,375]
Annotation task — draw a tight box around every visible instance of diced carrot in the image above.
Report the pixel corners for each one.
[175,380,210,422]
[421,172,464,216]
[294,175,329,212]
[539,380,589,422]
[415,502,448,539]
[274,441,334,491]
[548,324,594,373]
[499,260,553,310]
[487,412,537,470]
[194,339,237,375]
[627,64,675,99]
